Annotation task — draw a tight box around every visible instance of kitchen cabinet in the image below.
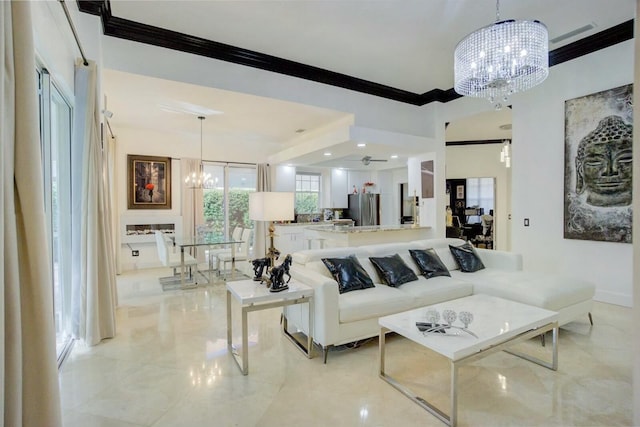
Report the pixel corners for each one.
[273,225,307,256]
[347,170,376,194]
[330,169,348,208]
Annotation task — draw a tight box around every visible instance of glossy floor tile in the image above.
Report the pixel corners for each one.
[59,267,633,426]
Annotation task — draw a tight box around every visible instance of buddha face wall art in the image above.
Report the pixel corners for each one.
[564,84,633,243]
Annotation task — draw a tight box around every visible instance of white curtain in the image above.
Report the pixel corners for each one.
[107,135,121,275]
[1,2,62,425]
[71,60,117,346]
[253,163,271,258]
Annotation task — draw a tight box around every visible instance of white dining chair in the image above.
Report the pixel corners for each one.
[209,226,243,272]
[218,228,252,278]
[155,231,199,284]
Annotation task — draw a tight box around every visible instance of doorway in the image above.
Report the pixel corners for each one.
[399,183,417,224]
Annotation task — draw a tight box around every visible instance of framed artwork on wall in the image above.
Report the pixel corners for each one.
[127,154,172,210]
[564,84,633,243]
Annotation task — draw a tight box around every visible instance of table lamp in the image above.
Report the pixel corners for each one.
[249,192,295,268]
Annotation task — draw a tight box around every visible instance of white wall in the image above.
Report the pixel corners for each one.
[32,1,102,99]
[446,144,511,251]
[408,149,445,239]
[511,40,634,306]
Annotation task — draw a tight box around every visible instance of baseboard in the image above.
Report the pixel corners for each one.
[594,290,632,307]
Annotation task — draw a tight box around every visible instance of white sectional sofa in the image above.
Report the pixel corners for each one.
[283,238,595,362]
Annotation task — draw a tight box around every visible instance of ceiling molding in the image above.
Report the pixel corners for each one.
[446,139,507,146]
[78,1,633,106]
[548,20,633,66]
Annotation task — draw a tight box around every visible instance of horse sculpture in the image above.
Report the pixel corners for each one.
[269,254,292,292]
[251,257,271,281]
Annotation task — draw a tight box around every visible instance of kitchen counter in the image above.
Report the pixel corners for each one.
[275,220,355,227]
[304,224,432,247]
[305,224,429,233]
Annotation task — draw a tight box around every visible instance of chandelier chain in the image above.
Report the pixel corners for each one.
[495,0,500,22]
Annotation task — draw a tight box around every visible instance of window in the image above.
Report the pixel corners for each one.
[202,163,256,242]
[295,173,320,213]
[465,177,494,220]
[38,68,73,361]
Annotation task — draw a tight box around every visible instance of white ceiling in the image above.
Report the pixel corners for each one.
[102,0,635,170]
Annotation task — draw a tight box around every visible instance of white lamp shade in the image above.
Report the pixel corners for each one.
[249,192,295,221]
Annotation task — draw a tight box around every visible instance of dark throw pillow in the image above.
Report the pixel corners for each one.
[369,254,419,287]
[449,242,485,272]
[409,249,451,279]
[322,255,375,294]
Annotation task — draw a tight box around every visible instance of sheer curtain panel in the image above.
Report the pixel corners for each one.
[1,1,62,425]
[253,163,271,258]
[71,60,117,346]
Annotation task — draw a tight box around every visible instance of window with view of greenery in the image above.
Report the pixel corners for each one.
[295,173,320,213]
[203,188,253,239]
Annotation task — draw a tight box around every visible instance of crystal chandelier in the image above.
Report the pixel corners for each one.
[184,116,212,189]
[454,0,549,110]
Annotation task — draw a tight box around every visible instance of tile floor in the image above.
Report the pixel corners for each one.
[59,267,633,426]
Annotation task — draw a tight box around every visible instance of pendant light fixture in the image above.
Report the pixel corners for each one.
[454,0,549,110]
[184,115,212,189]
[500,139,511,168]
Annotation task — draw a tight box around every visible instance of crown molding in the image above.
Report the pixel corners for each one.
[446,139,507,146]
[77,1,633,106]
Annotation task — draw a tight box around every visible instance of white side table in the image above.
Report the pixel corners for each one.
[226,279,314,375]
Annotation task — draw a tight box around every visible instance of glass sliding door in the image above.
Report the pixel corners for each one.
[203,164,225,239]
[228,166,256,239]
[39,69,73,361]
[202,163,255,242]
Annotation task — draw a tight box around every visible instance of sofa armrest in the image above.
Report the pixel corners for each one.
[288,266,340,347]
[475,248,523,271]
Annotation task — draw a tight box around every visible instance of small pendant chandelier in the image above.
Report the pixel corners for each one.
[454,0,549,110]
[500,139,511,168]
[184,115,212,189]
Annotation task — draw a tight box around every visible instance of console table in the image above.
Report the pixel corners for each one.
[226,279,314,375]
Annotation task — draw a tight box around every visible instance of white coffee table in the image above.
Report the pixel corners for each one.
[378,294,558,427]
[226,279,314,375]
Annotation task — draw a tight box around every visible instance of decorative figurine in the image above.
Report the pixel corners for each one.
[269,254,292,292]
[251,257,271,281]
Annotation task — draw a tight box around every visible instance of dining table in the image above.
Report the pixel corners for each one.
[171,234,243,289]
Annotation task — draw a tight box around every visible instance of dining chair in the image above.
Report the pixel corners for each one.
[218,228,252,278]
[209,226,243,272]
[155,231,199,282]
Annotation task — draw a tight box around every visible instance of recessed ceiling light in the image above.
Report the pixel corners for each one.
[390,154,398,159]
[295,129,306,133]
[357,143,366,148]
[324,152,332,156]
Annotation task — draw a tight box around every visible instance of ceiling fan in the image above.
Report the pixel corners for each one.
[356,155,388,166]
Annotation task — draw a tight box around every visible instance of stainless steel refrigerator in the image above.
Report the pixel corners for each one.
[347,193,381,226]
